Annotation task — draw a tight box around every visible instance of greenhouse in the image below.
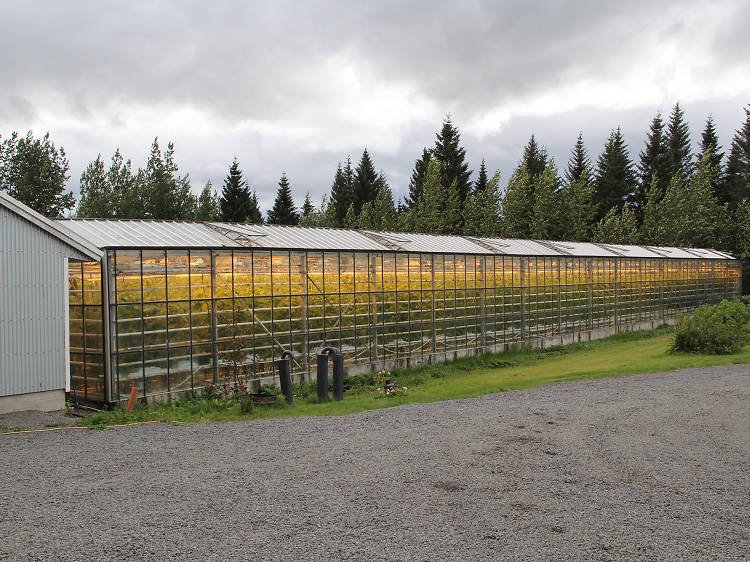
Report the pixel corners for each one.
[58,219,742,405]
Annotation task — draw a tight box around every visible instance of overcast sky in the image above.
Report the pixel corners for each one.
[2,1,749,214]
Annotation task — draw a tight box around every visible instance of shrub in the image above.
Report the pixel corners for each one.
[672,299,750,354]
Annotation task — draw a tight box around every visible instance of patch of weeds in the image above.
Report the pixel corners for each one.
[0,425,24,433]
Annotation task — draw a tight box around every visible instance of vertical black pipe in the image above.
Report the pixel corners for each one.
[277,351,294,405]
[332,352,344,400]
[316,353,329,402]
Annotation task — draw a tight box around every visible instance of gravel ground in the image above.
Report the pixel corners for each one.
[1,365,749,561]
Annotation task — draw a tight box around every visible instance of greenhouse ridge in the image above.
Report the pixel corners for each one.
[57,219,741,406]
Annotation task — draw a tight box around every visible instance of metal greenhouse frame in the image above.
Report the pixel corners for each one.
[59,220,742,404]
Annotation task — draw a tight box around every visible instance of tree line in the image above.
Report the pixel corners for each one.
[1,103,749,285]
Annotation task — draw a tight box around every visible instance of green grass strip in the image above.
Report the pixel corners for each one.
[79,326,750,428]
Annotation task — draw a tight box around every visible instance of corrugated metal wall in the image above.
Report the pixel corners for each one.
[0,206,89,397]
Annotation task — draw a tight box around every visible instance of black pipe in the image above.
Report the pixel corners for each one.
[332,353,344,401]
[316,353,329,402]
[277,350,294,405]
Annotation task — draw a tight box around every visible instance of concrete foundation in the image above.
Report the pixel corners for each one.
[0,389,65,414]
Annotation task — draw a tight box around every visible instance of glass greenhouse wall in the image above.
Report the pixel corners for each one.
[60,222,741,404]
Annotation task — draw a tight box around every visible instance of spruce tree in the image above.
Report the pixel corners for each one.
[559,168,597,242]
[0,131,75,217]
[473,159,489,193]
[77,155,114,218]
[406,148,431,210]
[433,116,472,203]
[719,106,750,209]
[521,135,548,179]
[140,138,195,220]
[650,151,726,248]
[267,172,299,225]
[564,133,590,186]
[696,115,724,198]
[301,192,314,219]
[352,149,379,214]
[499,164,534,238]
[195,181,220,221]
[593,127,637,221]
[415,160,448,234]
[464,171,501,236]
[247,190,263,224]
[531,161,562,240]
[665,102,692,183]
[733,200,750,289]
[592,206,638,244]
[330,158,355,226]
[635,113,670,220]
[220,158,252,222]
[108,149,140,219]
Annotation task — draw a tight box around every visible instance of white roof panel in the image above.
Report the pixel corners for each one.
[540,241,618,257]
[362,231,493,254]
[681,247,734,260]
[58,220,241,248]
[644,246,705,259]
[209,224,391,251]
[594,244,664,258]
[472,237,562,256]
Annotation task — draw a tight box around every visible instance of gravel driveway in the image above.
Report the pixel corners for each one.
[1,365,749,560]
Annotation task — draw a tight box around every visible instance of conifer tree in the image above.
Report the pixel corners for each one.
[592,206,638,244]
[372,182,398,230]
[473,159,489,193]
[733,199,750,289]
[108,149,140,219]
[267,172,299,225]
[415,160,448,234]
[77,154,114,218]
[195,181,220,221]
[247,190,263,224]
[644,150,726,248]
[564,133,590,186]
[640,173,667,245]
[531,161,562,240]
[719,106,750,209]
[352,149,379,214]
[635,113,670,220]
[343,203,358,229]
[140,138,195,220]
[464,171,501,236]
[433,116,472,203]
[301,192,314,219]
[406,148,431,210]
[696,115,724,198]
[559,168,597,242]
[330,157,355,226]
[220,158,252,222]
[593,127,637,221]
[499,164,534,238]
[0,131,75,217]
[521,135,549,179]
[299,194,335,227]
[665,102,692,183]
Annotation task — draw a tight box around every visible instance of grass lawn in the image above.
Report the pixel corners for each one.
[80,326,750,428]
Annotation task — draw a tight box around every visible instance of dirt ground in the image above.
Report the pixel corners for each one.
[1,364,748,560]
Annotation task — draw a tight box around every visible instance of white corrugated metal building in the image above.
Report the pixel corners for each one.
[0,192,101,413]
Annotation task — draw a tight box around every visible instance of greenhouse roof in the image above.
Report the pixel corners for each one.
[53,219,734,260]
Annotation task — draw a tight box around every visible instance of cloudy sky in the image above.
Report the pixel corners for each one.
[2,1,749,214]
